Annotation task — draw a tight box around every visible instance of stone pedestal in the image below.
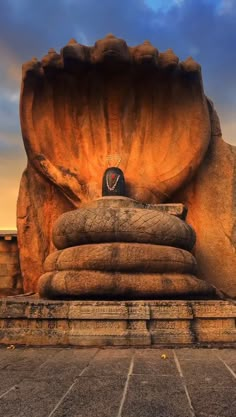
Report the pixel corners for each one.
[0,298,235,347]
[38,198,217,299]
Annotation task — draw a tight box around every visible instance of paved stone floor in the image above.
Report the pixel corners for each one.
[0,348,235,417]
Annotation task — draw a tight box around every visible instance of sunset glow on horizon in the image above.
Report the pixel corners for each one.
[1,0,236,228]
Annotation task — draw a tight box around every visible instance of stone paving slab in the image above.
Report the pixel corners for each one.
[0,347,235,417]
[52,376,126,417]
[83,348,132,377]
[217,349,236,373]
[133,349,179,376]
[0,348,62,372]
[121,375,193,417]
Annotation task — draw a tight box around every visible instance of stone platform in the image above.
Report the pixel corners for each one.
[0,298,235,347]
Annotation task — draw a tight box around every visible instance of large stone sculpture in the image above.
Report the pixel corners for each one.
[18,34,236,298]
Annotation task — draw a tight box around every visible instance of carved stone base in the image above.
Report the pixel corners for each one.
[0,298,235,346]
[38,271,216,299]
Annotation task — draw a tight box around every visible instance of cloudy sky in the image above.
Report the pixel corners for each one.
[0,0,236,228]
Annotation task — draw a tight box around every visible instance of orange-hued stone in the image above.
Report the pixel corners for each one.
[174,102,236,297]
[17,35,236,297]
[172,106,236,297]
[20,36,209,206]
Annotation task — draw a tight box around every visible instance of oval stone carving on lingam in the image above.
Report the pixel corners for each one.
[102,167,126,197]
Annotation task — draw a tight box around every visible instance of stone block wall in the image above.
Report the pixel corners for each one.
[0,231,23,295]
[0,300,235,346]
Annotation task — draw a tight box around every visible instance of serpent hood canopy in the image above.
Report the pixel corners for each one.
[20,34,210,205]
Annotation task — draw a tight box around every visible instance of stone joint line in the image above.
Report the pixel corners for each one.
[116,353,135,417]
[0,385,16,400]
[47,348,99,417]
[173,350,196,417]
[0,348,64,401]
[215,352,236,379]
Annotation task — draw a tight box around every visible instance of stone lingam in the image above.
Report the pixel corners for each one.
[17,35,236,299]
[38,168,217,299]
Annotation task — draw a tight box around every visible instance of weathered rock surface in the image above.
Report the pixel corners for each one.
[174,103,236,297]
[17,165,74,291]
[38,270,216,299]
[53,207,196,250]
[44,243,197,274]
